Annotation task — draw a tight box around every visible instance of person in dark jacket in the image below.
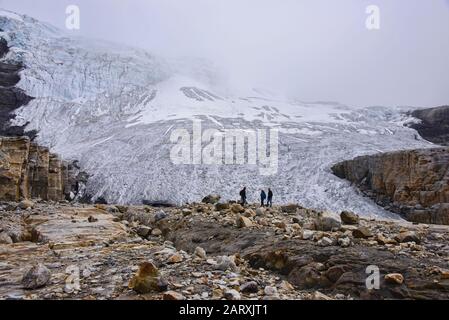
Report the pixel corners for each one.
[267,188,273,207]
[239,187,247,205]
[260,190,267,207]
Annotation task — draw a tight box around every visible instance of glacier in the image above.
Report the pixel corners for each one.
[0,9,436,218]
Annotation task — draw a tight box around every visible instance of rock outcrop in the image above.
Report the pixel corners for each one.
[332,148,449,225]
[409,106,449,146]
[0,136,84,201]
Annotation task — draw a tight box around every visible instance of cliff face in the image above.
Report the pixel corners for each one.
[332,148,449,225]
[410,106,449,146]
[0,136,85,202]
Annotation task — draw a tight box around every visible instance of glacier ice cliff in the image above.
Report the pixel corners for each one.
[0,10,437,218]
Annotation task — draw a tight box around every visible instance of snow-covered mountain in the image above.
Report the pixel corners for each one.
[0,10,435,218]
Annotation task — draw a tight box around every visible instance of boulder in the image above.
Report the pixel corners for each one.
[314,216,341,232]
[231,203,245,213]
[396,231,421,244]
[154,210,168,222]
[224,289,241,300]
[236,216,253,228]
[302,230,315,240]
[168,253,183,264]
[163,291,186,300]
[202,194,221,204]
[385,273,404,285]
[340,211,359,225]
[352,226,373,239]
[317,237,334,247]
[0,232,13,244]
[215,202,230,211]
[255,208,265,216]
[240,281,259,294]
[281,204,299,214]
[137,226,152,238]
[18,199,34,210]
[22,263,51,289]
[128,262,167,294]
[194,247,207,259]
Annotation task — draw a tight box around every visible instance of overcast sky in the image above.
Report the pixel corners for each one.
[1,0,449,108]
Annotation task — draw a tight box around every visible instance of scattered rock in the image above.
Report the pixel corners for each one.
[87,216,98,223]
[136,226,152,238]
[340,211,359,225]
[264,286,278,296]
[194,247,207,259]
[0,232,13,244]
[231,203,245,214]
[151,228,162,236]
[302,230,315,240]
[255,208,265,216]
[338,237,351,247]
[115,205,128,213]
[312,291,333,300]
[22,264,51,290]
[224,289,241,300]
[352,226,372,239]
[314,216,341,231]
[168,253,183,264]
[240,281,259,293]
[181,209,192,216]
[280,280,294,291]
[215,256,237,271]
[18,200,34,210]
[281,204,299,214]
[215,202,230,211]
[396,231,421,244]
[385,273,404,285]
[317,237,334,247]
[154,210,168,222]
[129,262,167,294]
[236,216,253,228]
[163,291,186,300]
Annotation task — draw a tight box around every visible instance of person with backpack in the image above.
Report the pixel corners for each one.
[260,189,267,207]
[239,187,247,205]
[267,188,273,207]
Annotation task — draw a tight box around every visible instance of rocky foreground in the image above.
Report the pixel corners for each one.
[1,198,449,300]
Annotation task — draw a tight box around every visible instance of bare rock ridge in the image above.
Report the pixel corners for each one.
[0,136,85,202]
[0,37,36,139]
[332,148,449,225]
[409,106,449,146]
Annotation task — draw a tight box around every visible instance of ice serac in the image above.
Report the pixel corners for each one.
[332,148,449,225]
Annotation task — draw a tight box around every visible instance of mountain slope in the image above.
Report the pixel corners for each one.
[0,10,436,218]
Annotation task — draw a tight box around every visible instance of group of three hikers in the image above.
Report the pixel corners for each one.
[239,187,273,207]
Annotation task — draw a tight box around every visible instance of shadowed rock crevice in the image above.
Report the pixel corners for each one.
[0,36,36,139]
[409,106,449,146]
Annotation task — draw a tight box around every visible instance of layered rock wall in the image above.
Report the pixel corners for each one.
[332,148,449,225]
[0,136,73,201]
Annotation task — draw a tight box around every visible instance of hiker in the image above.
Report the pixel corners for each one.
[260,190,267,207]
[239,187,247,205]
[267,188,273,207]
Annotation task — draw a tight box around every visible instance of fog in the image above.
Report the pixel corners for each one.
[1,0,449,107]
